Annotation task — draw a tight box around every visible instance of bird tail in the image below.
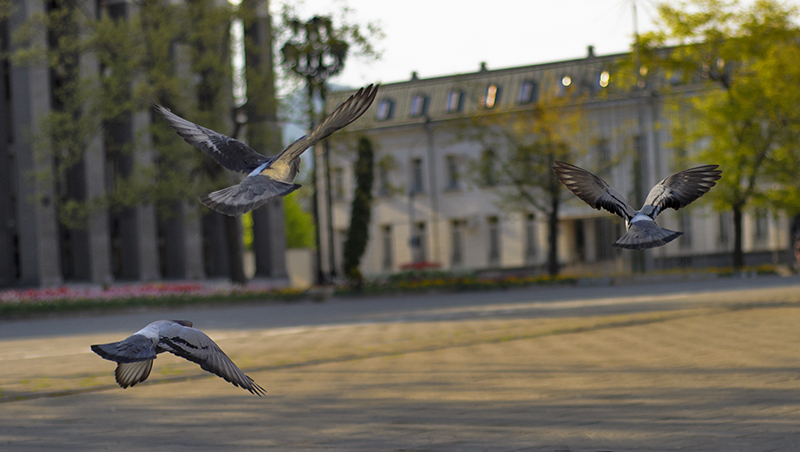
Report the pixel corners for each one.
[114,361,154,389]
[612,221,683,250]
[200,175,301,216]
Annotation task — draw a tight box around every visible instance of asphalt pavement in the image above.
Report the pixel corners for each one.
[2,275,800,451]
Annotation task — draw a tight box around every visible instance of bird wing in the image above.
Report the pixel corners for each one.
[273,84,379,165]
[553,161,636,220]
[91,334,157,363]
[643,164,722,216]
[199,175,301,216]
[154,103,270,173]
[157,323,266,396]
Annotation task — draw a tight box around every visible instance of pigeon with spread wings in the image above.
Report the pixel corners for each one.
[155,84,379,216]
[91,320,265,396]
[553,161,722,250]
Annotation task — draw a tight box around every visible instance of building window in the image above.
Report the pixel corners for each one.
[679,211,692,248]
[377,164,390,196]
[410,94,428,117]
[754,209,769,242]
[518,80,538,104]
[376,98,394,120]
[599,70,610,88]
[525,213,537,262]
[451,219,465,266]
[446,90,463,113]
[382,225,393,271]
[331,167,345,201]
[595,138,610,169]
[445,155,459,190]
[718,211,731,245]
[481,149,498,187]
[488,216,500,265]
[482,84,500,109]
[413,222,427,263]
[410,158,424,194]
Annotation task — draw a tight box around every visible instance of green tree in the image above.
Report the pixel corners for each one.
[12,0,250,281]
[342,136,374,287]
[278,7,381,283]
[640,0,800,269]
[461,91,588,277]
[284,191,316,249]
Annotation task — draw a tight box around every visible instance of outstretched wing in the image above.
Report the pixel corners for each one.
[199,175,301,217]
[553,161,636,221]
[157,323,266,396]
[643,164,722,216]
[154,103,270,173]
[273,84,379,165]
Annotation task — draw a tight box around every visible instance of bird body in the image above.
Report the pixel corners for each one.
[155,84,378,216]
[553,161,722,250]
[91,320,265,396]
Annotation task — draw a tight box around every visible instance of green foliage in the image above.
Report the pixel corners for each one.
[640,0,800,266]
[284,191,315,249]
[10,0,240,227]
[342,136,375,284]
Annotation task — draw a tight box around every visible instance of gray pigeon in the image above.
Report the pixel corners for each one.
[155,84,379,216]
[91,320,265,396]
[553,161,722,250]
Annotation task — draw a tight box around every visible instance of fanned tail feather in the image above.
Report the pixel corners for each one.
[613,222,682,250]
[200,178,300,216]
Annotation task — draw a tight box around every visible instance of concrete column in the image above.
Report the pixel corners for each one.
[8,0,62,287]
[244,0,288,281]
[0,17,17,286]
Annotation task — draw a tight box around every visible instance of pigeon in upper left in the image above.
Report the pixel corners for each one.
[154,84,379,216]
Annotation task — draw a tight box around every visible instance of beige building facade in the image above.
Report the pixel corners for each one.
[318,48,793,278]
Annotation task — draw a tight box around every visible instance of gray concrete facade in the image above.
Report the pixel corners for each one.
[0,0,288,288]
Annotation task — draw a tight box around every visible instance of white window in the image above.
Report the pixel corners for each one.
[488,216,500,265]
[451,219,465,266]
[410,158,424,193]
[445,155,459,190]
[376,98,394,120]
[410,94,428,117]
[518,80,537,104]
[413,222,427,263]
[446,90,463,113]
[525,213,536,262]
[382,225,393,271]
[482,84,500,109]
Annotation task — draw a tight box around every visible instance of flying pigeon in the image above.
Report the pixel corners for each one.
[91,320,265,396]
[155,84,379,216]
[553,161,722,250]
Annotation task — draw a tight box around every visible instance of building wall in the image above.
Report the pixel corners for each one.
[0,0,288,288]
[319,51,792,278]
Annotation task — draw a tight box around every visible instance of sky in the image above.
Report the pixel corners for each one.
[271,0,666,88]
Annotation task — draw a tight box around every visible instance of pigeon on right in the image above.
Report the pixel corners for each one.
[553,161,722,250]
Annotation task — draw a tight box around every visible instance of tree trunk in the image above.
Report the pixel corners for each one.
[547,195,560,277]
[732,205,744,270]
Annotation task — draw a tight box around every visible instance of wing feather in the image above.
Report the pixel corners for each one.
[154,103,269,173]
[553,161,636,220]
[644,164,722,215]
[274,84,379,164]
[158,324,266,396]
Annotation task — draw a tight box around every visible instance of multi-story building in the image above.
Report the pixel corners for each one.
[318,47,793,278]
[0,0,288,288]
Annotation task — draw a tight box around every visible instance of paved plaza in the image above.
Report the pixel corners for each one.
[2,277,800,451]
